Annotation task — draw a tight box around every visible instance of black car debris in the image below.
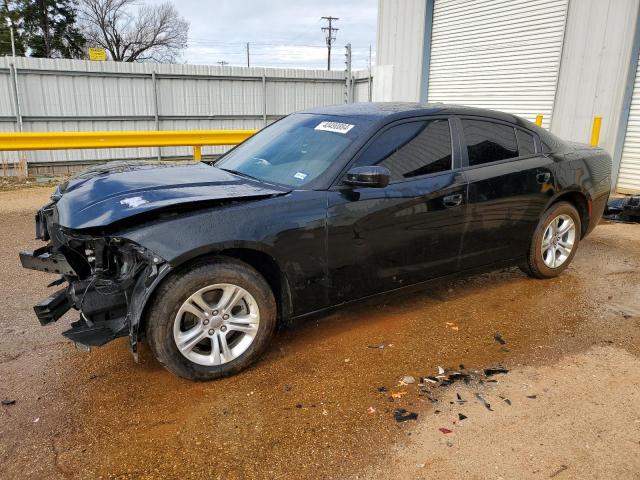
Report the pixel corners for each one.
[20,103,612,380]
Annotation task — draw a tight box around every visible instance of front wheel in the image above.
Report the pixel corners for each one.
[146,258,277,381]
[520,201,581,279]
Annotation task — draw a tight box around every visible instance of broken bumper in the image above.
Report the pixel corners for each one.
[19,247,75,276]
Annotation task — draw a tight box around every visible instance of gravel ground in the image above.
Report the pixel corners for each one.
[0,186,638,479]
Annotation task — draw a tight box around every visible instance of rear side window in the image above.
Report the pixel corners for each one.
[355,119,452,182]
[461,119,518,166]
[516,129,536,156]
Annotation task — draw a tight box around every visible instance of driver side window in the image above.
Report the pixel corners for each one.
[355,119,452,182]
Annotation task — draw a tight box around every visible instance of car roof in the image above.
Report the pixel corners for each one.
[300,102,526,125]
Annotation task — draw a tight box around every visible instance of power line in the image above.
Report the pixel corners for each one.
[321,16,339,71]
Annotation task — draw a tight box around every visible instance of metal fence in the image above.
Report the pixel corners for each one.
[0,57,373,172]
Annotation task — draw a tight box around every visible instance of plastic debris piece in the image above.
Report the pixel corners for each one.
[475,393,493,411]
[367,406,376,414]
[484,367,509,377]
[438,427,453,434]
[504,398,512,405]
[394,408,418,422]
[456,393,466,404]
[437,366,445,375]
[549,465,568,478]
[368,344,385,349]
[1,399,15,406]
[401,375,416,384]
[425,376,438,383]
[434,409,441,414]
[526,394,537,399]
[494,334,506,345]
[458,413,467,421]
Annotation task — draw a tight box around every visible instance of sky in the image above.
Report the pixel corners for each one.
[146,0,378,70]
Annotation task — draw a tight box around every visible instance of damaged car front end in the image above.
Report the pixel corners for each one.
[21,194,171,356]
[19,160,290,360]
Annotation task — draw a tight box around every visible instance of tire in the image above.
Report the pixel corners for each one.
[146,257,277,381]
[520,201,582,279]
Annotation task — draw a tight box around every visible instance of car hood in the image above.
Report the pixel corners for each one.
[53,161,290,230]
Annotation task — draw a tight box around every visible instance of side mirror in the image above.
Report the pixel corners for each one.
[344,166,390,188]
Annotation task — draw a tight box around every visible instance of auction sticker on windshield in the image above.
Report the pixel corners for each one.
[314,121,354,134]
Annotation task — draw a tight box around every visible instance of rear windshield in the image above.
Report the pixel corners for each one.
[215,113,369,187]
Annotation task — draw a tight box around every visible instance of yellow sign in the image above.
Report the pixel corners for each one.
[88,48,106,61]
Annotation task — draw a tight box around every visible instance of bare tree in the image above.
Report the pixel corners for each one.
[79,0,188,62]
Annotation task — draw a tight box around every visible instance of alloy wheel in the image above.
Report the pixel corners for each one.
[541,214,576,268]
[173,283,260,366]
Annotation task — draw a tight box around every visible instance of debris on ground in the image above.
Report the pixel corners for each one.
[1,399,16,406]
[474,393,493,411]
[401,375,416,384]
[367,344,385,350]
[393,409,418,422]
[484,367,509,377]
[445,321,459,331]
[526,395,537,399]
[458,413,467,421]
[437,366,445,375]
[604,195,640,222]
[377,386,388,393]
[438,427,453,434]
[456,393,466,404]
[549,464,569,478]
[499,396,512,406]
[367,406,376,414]
[494,333,506,345]
[391,391,408,400]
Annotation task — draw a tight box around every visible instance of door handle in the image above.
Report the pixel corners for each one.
[443,193,463,208]
[536,171,551,184]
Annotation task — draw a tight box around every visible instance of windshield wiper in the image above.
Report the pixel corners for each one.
[219,168,261,182]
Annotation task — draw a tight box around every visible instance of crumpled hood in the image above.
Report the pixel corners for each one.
[53,161,289,230]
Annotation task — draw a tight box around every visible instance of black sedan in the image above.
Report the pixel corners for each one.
[20,103,612,380]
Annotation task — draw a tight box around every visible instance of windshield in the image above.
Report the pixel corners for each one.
[215,113,369,187]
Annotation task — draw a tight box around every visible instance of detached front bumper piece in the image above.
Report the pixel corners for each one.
[19,247,75,276]
[33,288,71,326]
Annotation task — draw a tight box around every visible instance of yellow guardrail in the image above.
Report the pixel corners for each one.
[0,130,257,160]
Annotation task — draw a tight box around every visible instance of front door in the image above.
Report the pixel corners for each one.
[326,118,468,304]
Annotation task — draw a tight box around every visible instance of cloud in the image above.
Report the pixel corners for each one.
[145,0,377,69]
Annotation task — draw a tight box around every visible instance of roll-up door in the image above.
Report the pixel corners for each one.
[426,0,568,128]
[618,53,640,194]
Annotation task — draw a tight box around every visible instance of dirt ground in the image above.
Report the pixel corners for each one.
[0,187,638,480]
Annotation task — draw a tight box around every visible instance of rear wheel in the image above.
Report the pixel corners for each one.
[146,258,277,380]
[520,201,581,279]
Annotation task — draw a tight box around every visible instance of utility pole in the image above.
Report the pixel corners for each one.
[10,26,16,57]
[246,42,250,68]
[368,44,372,102]
[321,16,339,70]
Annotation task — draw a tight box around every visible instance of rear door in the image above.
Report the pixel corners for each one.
[326,117,468,303]
[456,117,555,268]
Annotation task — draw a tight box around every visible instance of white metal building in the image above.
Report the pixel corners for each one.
[374,0,640,194]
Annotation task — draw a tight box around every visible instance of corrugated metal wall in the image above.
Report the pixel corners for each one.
[426,0,568,128]
[0,57,372,167]
[618,51,640,194]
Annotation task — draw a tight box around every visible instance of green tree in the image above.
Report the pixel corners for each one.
[0,1,26,56]
[20,0,85,58]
